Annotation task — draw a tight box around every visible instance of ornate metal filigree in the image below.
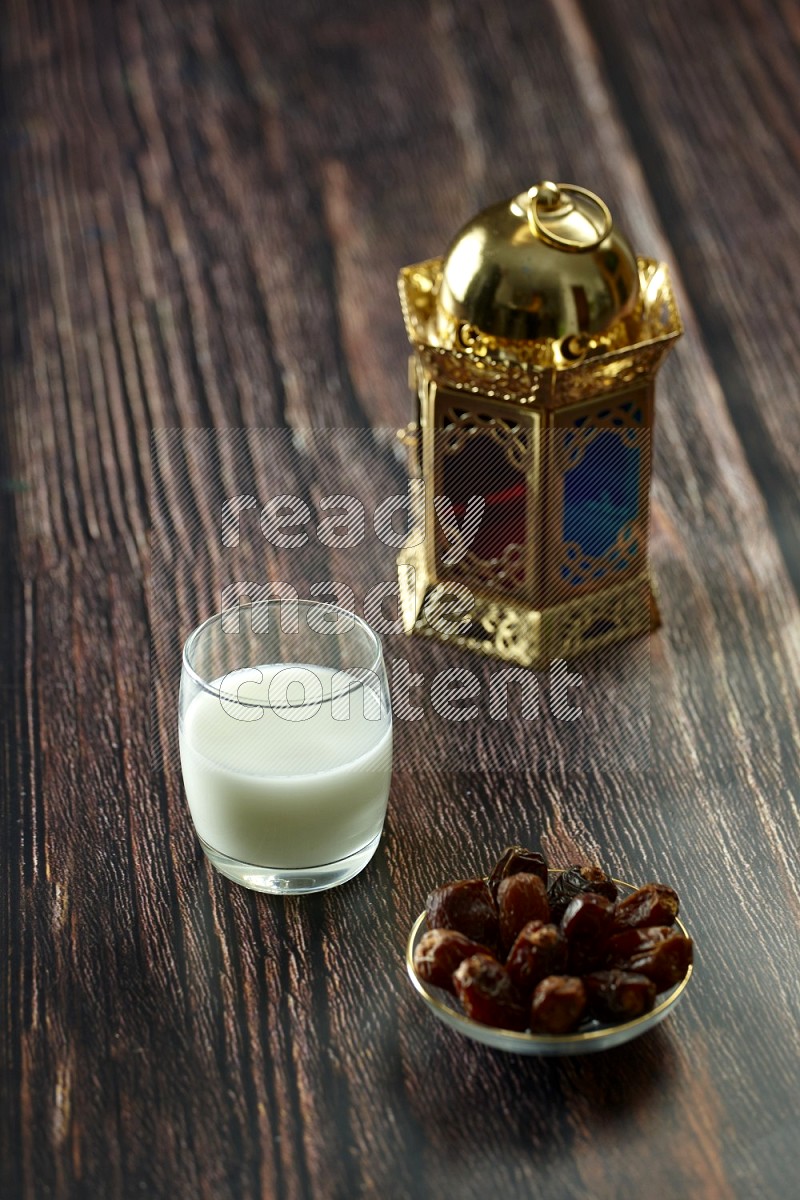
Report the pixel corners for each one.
[478,601,537,663]
[634,260,682,344]
[548,576,653,660]
[559,524,639,588]
[417,344,543,404]
[561,397,646,468]
[397,540,655,668]
[551,395,649,592]
[440,406,530,471]
[398,258,441,344]
[553,343,668,407]
[433,309,555,373]
[448,543,526,592]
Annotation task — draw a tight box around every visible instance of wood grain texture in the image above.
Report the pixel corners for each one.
[1,1,798,1199]
[583,0,800,593]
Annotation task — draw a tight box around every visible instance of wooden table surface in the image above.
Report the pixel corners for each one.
[2,1,799,1197]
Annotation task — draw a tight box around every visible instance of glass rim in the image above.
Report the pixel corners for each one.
[181,598,385,711]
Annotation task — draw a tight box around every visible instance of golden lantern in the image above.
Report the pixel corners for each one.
[396,181,682,667]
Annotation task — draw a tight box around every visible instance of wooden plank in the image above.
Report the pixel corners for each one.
[582,0,800,594]
[1,0,798,1198]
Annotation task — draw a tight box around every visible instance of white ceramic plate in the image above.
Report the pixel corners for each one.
[406,875,693,1056]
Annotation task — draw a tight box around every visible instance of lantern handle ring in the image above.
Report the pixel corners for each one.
[526,183,613,252]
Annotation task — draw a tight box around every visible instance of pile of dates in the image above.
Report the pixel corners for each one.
[413,845,693,1034]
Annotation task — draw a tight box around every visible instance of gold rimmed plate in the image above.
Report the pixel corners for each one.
[406,875,693,1056]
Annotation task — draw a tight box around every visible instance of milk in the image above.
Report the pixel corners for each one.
[179,664,392,869]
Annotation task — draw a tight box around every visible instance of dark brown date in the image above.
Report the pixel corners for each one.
[488,845,548,899]
[529,976,587,1035]
[453,954,528,1031]
[425,878,499,947]
[561,893,616,941]
[607,925,693,989]
[413,929,494,993]
[497,873,550,950]
[560,893,616,973]
[605,926,662,961]
[506,922,567,994]
[584,969,656,1021]
[613,883,679,930]
[547,866,618,923]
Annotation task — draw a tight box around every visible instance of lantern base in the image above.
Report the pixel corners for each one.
[397,548,659,669]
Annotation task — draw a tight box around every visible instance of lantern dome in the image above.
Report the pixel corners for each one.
[434,182,639,345]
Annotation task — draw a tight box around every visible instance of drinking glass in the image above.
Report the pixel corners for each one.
[179,599,392,894]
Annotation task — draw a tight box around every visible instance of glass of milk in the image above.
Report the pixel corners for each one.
[179,598,393,894]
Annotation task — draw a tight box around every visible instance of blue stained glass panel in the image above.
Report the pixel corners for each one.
[562,431,640,559]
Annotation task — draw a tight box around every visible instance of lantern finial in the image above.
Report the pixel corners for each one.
[434,182,638,345]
